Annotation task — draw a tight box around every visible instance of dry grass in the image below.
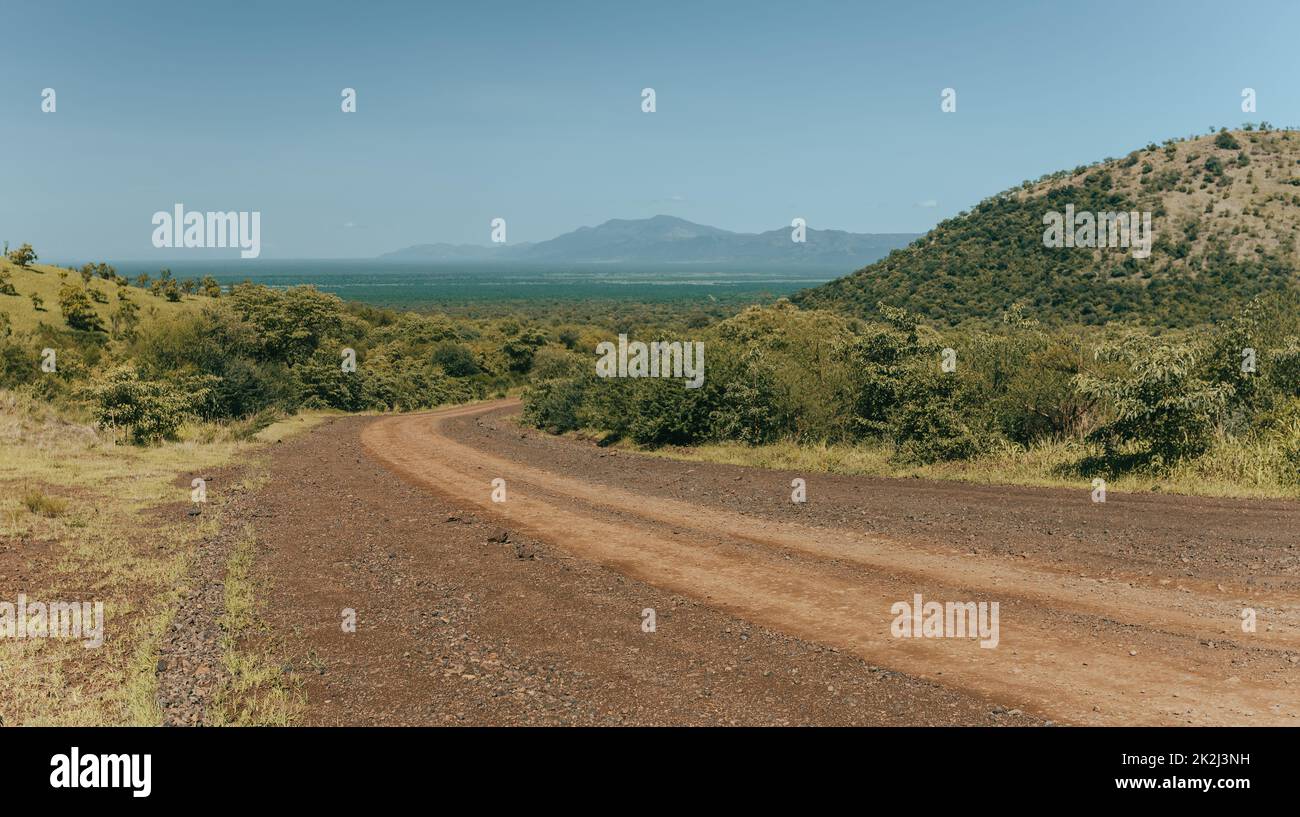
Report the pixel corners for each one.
[1022,128,1300,273]
[208,525,304,726]
[634,431,1300,501]
[0,388,326,725]
[21,489,67,517]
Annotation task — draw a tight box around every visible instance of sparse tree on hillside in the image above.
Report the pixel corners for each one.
[111,292,140,340]
[58,282,106,332]
[7,243,37,269]
[151,268,181,301]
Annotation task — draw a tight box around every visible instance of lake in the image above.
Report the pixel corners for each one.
[99,260,847,309]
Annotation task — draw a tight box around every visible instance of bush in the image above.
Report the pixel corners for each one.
[628,376,716,446]
[89,365,200,444]
[521,374,589,434]
[501,329,548,374]
[1214,131,1240,150]
[430,341,479,376]
[294,349,370,411]
[58,283,105,332]
[1076,338,1232,464]
[890,367,987,463]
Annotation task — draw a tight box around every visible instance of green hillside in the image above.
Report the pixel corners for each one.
[794,126,1300,326]
[0,257,202,335]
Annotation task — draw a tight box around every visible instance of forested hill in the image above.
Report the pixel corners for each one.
[793,126,1300,326]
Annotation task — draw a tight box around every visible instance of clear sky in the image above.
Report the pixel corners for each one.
[2,0,1297,260]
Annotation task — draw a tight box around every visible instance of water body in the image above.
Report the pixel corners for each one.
[99,260,847,308]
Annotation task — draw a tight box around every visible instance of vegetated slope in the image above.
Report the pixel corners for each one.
[0,259,200,335]
[793,127,1300,326]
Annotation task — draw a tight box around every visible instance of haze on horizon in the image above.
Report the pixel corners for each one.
[2,0,1298,260]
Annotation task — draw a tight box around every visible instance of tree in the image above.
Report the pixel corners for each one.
[226,284,347,365]
[431,341,479,376]
[151,270,181,301]
[1075,338,1232,465]
[80,261,116,283]
[501,328,548,373]
[111,293,140,340]
[0,266,17,296]
[58,282,106,332]
[7,243,37,269]
[200,275,222,297]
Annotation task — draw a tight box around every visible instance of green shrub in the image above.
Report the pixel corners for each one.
[522,374,589,434]
[431,341,480,376]
[89,365,199,444]
[1076,338,1232,464]
[58,283,105,332]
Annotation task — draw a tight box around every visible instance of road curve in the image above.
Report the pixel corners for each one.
[361,399,1300,725]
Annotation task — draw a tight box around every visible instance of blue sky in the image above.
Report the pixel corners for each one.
[2,0,1297,260]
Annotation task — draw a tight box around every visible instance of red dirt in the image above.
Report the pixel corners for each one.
[212,400,1297,725]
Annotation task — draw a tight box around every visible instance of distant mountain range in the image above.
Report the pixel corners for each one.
[381,215,919,266]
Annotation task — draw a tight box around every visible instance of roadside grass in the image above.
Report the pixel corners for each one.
[629,431,1300,501]
[209,525,304,727]
[0,388,326,725]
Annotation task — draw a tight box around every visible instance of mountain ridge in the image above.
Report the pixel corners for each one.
[381,215,919,266]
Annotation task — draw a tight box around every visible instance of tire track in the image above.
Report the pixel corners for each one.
[361,401,1300,725]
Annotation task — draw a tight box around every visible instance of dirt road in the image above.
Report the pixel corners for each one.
[230,399,1298,725]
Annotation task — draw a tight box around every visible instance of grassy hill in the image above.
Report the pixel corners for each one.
[794,126,1300,326]
[0,258,202,335]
